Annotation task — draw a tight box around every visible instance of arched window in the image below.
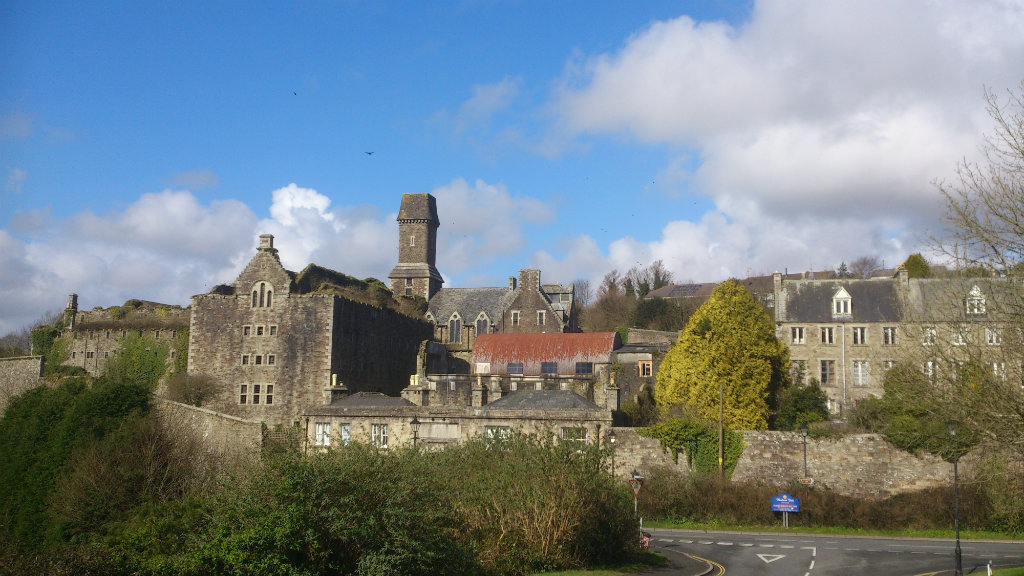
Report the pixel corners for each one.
[251,282,274,308]
[476,317,488,336]
[259,283,266,307]
[266,290,273,307]
[252,290,258,307]
[448,317,461,344]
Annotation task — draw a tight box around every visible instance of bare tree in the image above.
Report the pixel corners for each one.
[924,81,1024,458]
[571,278,593,308]
[849,255,882,279]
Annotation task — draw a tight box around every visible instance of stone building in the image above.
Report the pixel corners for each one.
[425,269,578,347]
[62,294,190,376]
[188,234,433,426]
[772,267,1018,416]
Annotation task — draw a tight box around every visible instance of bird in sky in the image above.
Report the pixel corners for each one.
[365,151,374,155]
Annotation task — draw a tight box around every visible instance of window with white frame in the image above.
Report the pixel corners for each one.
[987,328,1002,346]
[484,425,512,440]
[243,325,251,336]
[256,325,264,336]
[820,327,834,345]
[820,360,836,385]
[314,422,331,446]
[852,360,869,387]
[966,285,986,315]
[883,326,898,346]
[371,424,388,448]
[511,311,520,326]
[883,359,897,372]
[827,398,839,414]
[340,423,351,445]
[560,427,588,443]
[791,327,805,344]
[239,384,248,404]
[832,288,852,317]
[507,363,524,375]
[923,327,937,346]
[952,329,967,346]
[852,326,867,345]
[991,362,1005,380]
[252,384,261,404]
[537,310,545,325]
[922,360,938,381]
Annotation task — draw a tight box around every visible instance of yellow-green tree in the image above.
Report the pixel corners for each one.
[655,279,788,430]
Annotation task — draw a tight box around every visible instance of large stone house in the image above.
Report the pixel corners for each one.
[772,268,1018,416]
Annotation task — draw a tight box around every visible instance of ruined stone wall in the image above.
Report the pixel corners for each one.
[0,356,44,416]
[65,326,184,375]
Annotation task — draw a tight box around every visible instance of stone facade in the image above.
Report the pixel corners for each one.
[0,356,44,416]
[188,234,433,427]
[152,396,262,458]
[388,193,443,301]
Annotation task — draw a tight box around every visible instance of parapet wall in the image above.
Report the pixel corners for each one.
[0,356,45,416]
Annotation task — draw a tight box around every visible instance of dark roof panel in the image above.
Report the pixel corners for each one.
[484,389,601,411]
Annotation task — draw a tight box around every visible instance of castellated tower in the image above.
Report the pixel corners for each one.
[388,193,443,300]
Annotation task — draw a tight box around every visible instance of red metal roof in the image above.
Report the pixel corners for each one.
[472,332,619,364]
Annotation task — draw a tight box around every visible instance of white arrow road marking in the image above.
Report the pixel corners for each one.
[758,554,786,564]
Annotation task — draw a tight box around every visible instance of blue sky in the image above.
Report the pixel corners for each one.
[2,0,1024,334]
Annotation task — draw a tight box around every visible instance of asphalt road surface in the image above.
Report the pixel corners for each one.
[648,528,1024,576]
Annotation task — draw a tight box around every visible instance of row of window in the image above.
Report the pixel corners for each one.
[791,326,1002,347]
[238,384,274,405]
[792,358,1011,387]
[313,422,383,448]
[241,354,276,366]
[243,325,278,336]
[505,362,593,375]
[72,349,177,361]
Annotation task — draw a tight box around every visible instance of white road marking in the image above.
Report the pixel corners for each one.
[758,554,786,564]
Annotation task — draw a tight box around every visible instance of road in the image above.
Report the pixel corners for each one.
[648,528,1024,576]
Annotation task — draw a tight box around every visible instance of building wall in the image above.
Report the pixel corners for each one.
[65,326,184,375]
[404,371,618,410]
[152,396,262,458]
[503,270,558,333]
[0,356,44,416]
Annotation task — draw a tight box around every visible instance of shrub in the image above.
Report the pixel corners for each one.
[640,418,744,476]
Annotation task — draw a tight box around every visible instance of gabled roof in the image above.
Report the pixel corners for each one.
[427,287,515,323]
[472,332,619,364]
[483,389,601,411]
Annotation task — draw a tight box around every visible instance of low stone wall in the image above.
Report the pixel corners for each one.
[152,396,262,458]
[733,431,950,498]
[0,356,45,416]
[610,428,952,498]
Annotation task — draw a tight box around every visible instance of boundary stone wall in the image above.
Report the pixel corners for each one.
[152,396,262,458]
[0,356,45,416]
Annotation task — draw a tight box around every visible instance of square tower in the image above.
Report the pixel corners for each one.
[388,193,443,300]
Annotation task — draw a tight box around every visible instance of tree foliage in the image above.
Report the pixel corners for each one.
[903,253,932,278]
[773,379,830,431]
[654,279,789,430]
[640,418,744,476]
[103,333,169,389]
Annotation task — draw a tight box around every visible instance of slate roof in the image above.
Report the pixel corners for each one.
[473,332,619,364]
[427,287,515,324]
[396,193,440,224]
[483,389,602,411]
[778,278,899,323]
[902,277,1019,322]
[645,283,716,300]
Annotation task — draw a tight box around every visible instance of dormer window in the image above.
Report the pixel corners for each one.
[832,287,852,318]
[966,285,986,316]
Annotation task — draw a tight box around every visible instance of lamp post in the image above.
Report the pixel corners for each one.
[800,422,809,478]
[607,429,617,477]
[718,379,724,480]
[948,419,962,576]
[411,416,420,448]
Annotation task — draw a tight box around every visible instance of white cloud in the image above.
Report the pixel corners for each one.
[455,76,522,134]
[543,0,1024,285]
[431,178,555,277]
[6,168,27,195]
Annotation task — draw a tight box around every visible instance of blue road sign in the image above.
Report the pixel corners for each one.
[771,493,800,513]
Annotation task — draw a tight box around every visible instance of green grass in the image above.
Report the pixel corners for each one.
[992,568,1024,576]
[645,519,1022,540]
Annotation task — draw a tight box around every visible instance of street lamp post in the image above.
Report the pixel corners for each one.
[800,422,809,478]
[948,419,962,576]
[411,416,420,448]
[607,429,617,477]
[718,380,724,479]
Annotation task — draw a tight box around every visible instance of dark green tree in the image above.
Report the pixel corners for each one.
[903,253,932,278]
[773,379,830,430]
